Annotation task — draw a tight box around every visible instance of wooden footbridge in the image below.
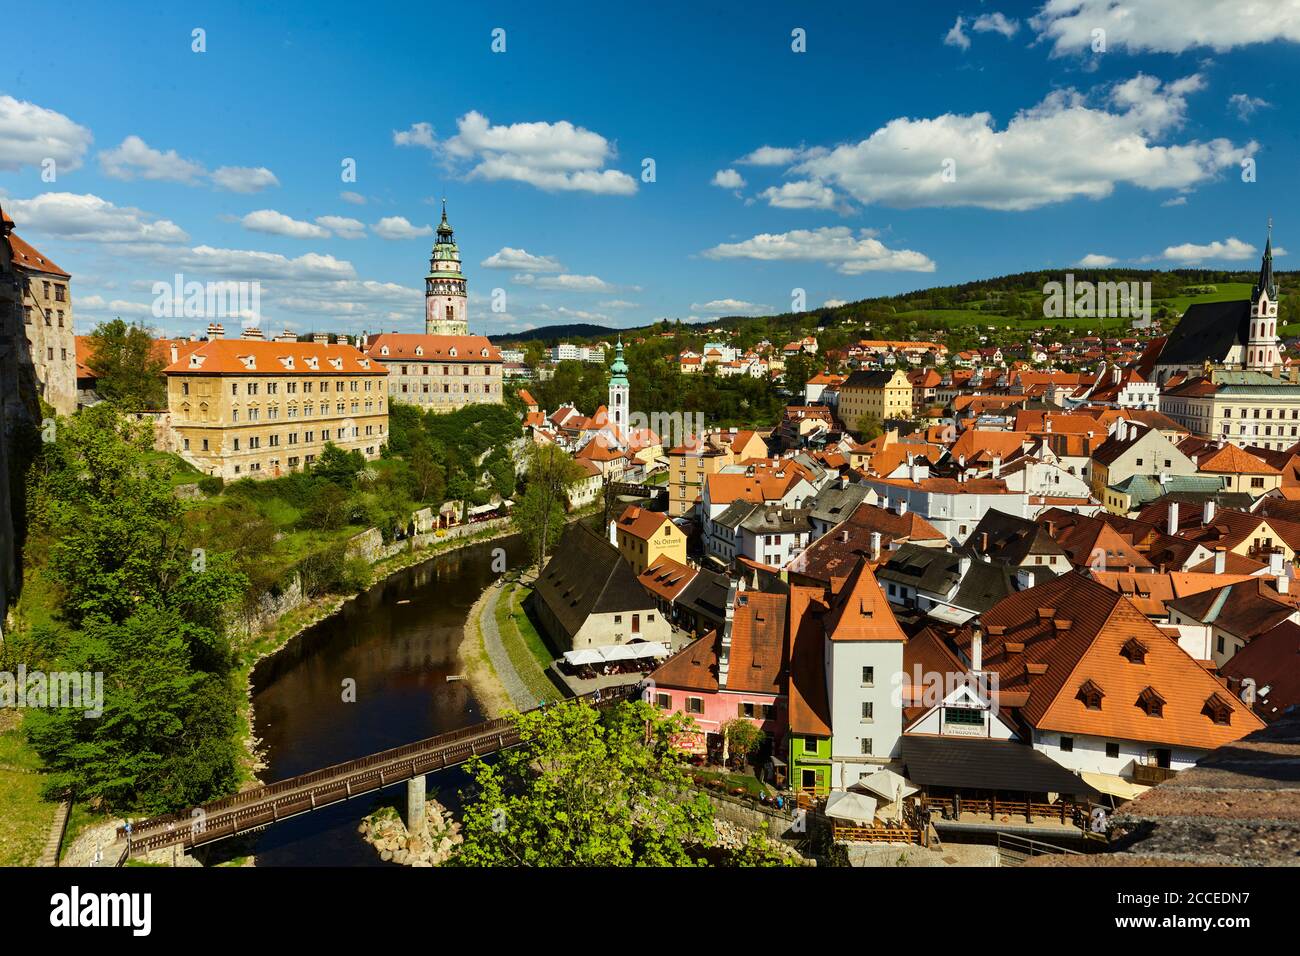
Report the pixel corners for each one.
[115,682,641,858]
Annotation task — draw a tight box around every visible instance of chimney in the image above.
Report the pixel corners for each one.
[1203,499,1215,524]
[609,520,618,546]
[312,332,330,345]
[958,554,971,578]
[1269,550,1284,578]
[207,322,224,339]
[896,499,908,516]
[970,624,983,672]
[992,456,1001,479]
[1214,547,1226,574]
[979,531,989,553]
[1167,502,1178,536]
[870,531,881,560]
[169,343,179,364]
[1045,417,1053,433]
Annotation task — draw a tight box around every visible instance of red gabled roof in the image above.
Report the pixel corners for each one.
[5,227,70,278]
[971,574,1263,749]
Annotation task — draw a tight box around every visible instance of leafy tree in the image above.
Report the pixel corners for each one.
[86,319,167,410]
[303,481,350,530]
[24,403,247,811]
[453,700,716,866]
[729,827,800,868]
[513,443,584,569]
[855,413,883,442]
[312,442,365,488]
[407,440,446,502]
[721,718,765,770]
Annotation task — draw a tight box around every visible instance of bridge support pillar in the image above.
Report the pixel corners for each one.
[405,775,426,831]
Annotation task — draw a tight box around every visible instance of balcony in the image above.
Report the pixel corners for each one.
[1132,764,1178,786]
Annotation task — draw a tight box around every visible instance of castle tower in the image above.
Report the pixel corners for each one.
[608,335,629,433]
[424,199,468,336]
[1246,220,1281,371]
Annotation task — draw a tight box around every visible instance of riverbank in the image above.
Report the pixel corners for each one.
[233,518,521,782]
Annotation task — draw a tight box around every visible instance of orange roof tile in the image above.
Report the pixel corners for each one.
[975,574,1264,749]
[163,338,384,376]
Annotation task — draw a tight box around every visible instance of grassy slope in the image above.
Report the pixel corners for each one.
[0,717,57,866]
[493,583,562,704]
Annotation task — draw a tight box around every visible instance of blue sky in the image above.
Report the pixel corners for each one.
[1,0,1297,338]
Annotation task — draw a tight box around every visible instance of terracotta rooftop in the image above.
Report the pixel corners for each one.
[162,338,385,376]
[615,504,673,541]
[971,573,1264,750]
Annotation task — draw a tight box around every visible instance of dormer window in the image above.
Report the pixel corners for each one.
[1076,679,1104,711]
[1202,693,1233,726]
[1137,686,1165,718]
[1120,637,1147,664]
[481,348,489,357]
[240,355,256,370]
[280,356,295,370]
[306,357,319,370]
[358,359,369,369]
[329,358,343,370]
[449,347,457,357]
[415,346,423,356]
[381,346,390,356]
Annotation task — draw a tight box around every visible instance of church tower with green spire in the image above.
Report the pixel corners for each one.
[425,199,469,335]
[1246,219,1281,371]
[609,334,629,433]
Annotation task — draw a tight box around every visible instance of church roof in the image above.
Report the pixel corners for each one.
[1157,300,1251,368]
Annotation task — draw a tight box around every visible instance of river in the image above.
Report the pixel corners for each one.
[246,532,530,866]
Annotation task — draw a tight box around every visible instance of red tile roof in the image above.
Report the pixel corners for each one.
[163,338,385,376]
[971,574,1264,749]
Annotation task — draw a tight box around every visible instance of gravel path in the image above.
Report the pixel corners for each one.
[477,581,537,711]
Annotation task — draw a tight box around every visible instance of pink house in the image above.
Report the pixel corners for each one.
[645,586,787,756]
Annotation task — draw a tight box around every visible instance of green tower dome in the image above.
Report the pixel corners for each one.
[609,335,629,385]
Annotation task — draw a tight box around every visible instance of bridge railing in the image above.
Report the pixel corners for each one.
[118,681,642,845]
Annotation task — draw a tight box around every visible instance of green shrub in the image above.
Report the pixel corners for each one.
[198,475,224,496]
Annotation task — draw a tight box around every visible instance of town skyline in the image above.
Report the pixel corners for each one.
[2,2,1298,339]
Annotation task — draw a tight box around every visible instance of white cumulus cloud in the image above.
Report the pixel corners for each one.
[212,166,280,193]
[702,227,936,274]
[481,247,565,271]
[315,215,366,239]
[3,192,189,243]
[1161,236,1257,262]
[690,298,772,315]
[1076,253,1118,267]
[241,209,330,240]
[787,73,1250,211]
[1031,0,1300,55]
[944,16,971,49]
[99,135,206,184]
[712,168,747,189]
[393,122,437,150]
[371,216,433,240]
[442,111,636,195]
[760,180,838,210]
[0,95,93,173]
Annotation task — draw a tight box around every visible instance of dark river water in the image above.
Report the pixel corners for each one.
[245,532,530,866]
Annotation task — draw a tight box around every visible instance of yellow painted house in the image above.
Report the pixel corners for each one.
[839,368,912,433]
[614,504,687,575]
